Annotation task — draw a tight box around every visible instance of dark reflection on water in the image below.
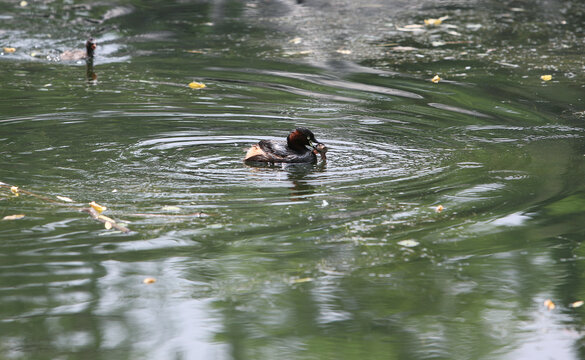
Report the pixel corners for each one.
[2,0,585,359]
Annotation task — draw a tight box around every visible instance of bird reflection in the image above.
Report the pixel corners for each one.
[245,161,327,201]
[86,57,97,83]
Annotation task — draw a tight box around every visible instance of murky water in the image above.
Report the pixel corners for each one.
[2,0,585,359]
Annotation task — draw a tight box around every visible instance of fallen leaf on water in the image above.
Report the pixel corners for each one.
[56,195,74,202]
[188,81,206,89]
[20,1,28,7]
[544,299,556,310]
[291,277,313,284]
[431,75,441,83]
[89,201,107,214]
[396,24,424,32]
[10,186,19,196]
[162,205,181,212]
[3,214,25,220]
[143,277,156,284]
[104,221,113,230]
[424,16,449,26]
[398,239,420,248]
[3,47,16,53]
[435,204,444,213]
[570,301,584,308]
[541,75,552,81]
[336,49,352,55]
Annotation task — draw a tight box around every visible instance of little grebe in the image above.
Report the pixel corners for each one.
[244,128,327,163]
[61,38,97,61]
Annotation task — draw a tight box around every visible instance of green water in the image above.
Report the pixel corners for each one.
[2,0,585,359]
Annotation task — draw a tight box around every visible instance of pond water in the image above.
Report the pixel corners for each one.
[1,0,585,359]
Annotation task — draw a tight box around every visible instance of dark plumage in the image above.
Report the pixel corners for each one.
[244,128,327,163]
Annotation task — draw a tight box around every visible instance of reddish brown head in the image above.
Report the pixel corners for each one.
[85,38,97,58]
[287,127,319,152]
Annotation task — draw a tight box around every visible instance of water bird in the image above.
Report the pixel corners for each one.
[60,38,96,61]
[244,127,327,163]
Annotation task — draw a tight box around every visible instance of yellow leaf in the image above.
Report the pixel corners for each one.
[20,1,28,7]
[541,75,552,81]
[10,186,19,196]
[3,47,16,53]
[570,301,584,308]
[89,201,107,214]
[188,81,206,89]
[143,277,156,284]
[544,299,555,310]
[3,214,25,220]
[424,16,449,26]
[435,204,444,213]
[431,75,441,83]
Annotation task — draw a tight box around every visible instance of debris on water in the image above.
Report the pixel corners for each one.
[89,201,107,214]
[291,277,313,284]
[398,239,419,248]
[431,75,441,83]
[570,301,584,308]
[3,47,16,53]
[143,277,156,284]
[289,37,302,44]
[544,299,555,310]
[10,186,19,196]
[3,214,25,221]
[336,49,352,55]
[56,195,74,202]
[424,16,449,26]
[162,205,181,212]
[435,204,444,213]
[189,81,206,89]
[541,75,552,81]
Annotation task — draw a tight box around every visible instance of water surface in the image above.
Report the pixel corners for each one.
[1,0,585,359]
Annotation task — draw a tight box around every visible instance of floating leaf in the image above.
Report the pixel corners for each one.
[398,239,419,248]
[424,16,449,26]
[570,301,584,308]
[435,204,444,213]
[56,195,74,202]
[10,186,19,196]
[336,49,352,55]
[396,24,424,32]
[3,47,16,53]
[291,277,313,284]
[3,214,25,220]
[431,75,441,83]
[544,299,555,310]
[143,277,156,284]
[89,201,107,214]
[188,81,206,89]
[162,205,181,212]
[19,0,28,7]
[541,75,552,81]
[104,221,113,230]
